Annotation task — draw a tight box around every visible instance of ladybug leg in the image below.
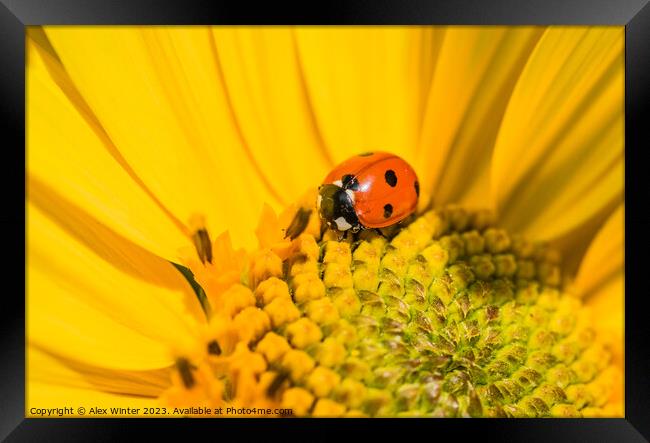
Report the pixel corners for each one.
[319,218,329,240]
[374,228,388,239]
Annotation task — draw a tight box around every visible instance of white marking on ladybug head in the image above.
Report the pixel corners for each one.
[333,180,343,188]
[334,216,352,231]
[345,189,355,203]
[317,194,322,209]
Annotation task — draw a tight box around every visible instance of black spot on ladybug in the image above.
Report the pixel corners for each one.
[383,204,393,219]
[359,152,374,157]
[414,180,420,197]
[342,174,360,191]
[385,170,397,187]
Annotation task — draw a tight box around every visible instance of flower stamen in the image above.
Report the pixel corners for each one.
[207,340,222,356]
[192,229,213,264]
[176,358,197,389]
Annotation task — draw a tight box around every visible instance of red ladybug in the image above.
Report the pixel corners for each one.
[317,151,419,233]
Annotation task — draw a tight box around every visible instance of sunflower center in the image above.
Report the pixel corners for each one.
[161,207,617,417]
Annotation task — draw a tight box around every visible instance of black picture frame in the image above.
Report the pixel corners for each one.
[3,1,649,441]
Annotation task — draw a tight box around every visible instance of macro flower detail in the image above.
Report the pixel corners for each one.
[26,26,623,418]
[159,206,619,417]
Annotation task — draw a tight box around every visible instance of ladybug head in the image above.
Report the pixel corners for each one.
[317,183,362,233]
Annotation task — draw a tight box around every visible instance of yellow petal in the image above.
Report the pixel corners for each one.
[43,26,277,251]
[28,345,170,399]
[416,26,544,208]
[211,231,248,274]
[184,231,248,310]
[27,191,205,370]
[491,27,624,245]
[210,27,333,203]
[294,27,437,165]
[256,203,285,250]
[573,205,623,298]
[27,32,190,261]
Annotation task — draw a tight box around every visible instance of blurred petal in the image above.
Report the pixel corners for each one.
[43,26,276,251]
[416,26,544,208]
[295,27,439,166]
[28,190,205,369]
[573,204,623,298]
[255,203,287,250]
[210,27,333,204]
[28,345,170,400]
[27,32,190,261]
[492,27,624,246]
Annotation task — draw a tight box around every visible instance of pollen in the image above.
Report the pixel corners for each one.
[306,366,341,397]
[255,277,291,305]
[323,241,352,266]
[315,337,347,367]
[281,387,314,415]
[281,349,316,382]
[285,318,323,349]
[264,296,301,328]
[323,262,354,289]
[250,249,283,289]
[292,272,326,303]
[330,288,361,318]
[334,378,367,408]
[256,332,291,363]
[164,207,621,418]
[312,398,347,417]
[215,284,256,318]
[233,307,271,343]
[305,297,340,325]
[228,342,267,376]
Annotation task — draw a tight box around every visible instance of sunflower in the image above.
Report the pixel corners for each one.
[26,26,623,417]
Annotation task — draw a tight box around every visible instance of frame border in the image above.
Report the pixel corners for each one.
[3,1,648,441]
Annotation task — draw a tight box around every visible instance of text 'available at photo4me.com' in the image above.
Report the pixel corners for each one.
[29,406,295,417]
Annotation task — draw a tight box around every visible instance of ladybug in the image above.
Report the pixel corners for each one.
[317,151,420,234]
